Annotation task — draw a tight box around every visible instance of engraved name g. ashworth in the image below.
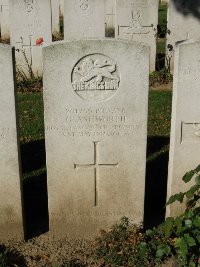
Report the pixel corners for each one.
[71,54,120,102]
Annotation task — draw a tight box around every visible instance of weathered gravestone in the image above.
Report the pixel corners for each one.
[167,40,200,217]
[51,0,60,35]
[0,0,10,40]
[115,0,159,71]
[0,44,24,240]
[9,0,52,78]
[43,39,149,238]
[167,0,200,72]
[64,0,105,40]
[105,0,115,37]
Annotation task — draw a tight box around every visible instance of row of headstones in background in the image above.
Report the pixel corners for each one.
[9,0,52,78]
[115,0,159,72]
[166,0,200,72]
[10,0,159,78]
[4,0,200,74]
[0,0,9,40]
[1,38,200,240]
[64,0,159,71]
[0,0,62,40]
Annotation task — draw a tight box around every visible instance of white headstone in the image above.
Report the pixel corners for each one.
[167,1,200,72]
[105,0,115,37]
[9,0,52,78]
[0,44,24,240]
[167,40,200,217]
[0,0,10,40]
[43,39,149,238]
[115,0,159,71]
[51,0,60,34]
[64,0,105,40]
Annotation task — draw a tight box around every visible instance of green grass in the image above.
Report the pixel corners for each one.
[158,3,168,26]
[17,92,44,143]
[148,90,172,137]
[157,40,166,55]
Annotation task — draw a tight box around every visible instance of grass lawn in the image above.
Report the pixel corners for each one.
[17,92,45,143]
[158,3,168,25]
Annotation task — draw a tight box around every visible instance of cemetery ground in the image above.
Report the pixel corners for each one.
[3,3,196,266]
[0,82,173,267]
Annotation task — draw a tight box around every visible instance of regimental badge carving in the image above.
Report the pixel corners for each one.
[71,54,120,102]
[79,0,89,10]
[119,11,153,36]
[24,0,34,13]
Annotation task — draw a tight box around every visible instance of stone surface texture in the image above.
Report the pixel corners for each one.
[9,0,52,78]
[0,44,24,240]
[167,40,200,217]
[64,0,105,40]
[115,0,159,71]
[43,39,149,238]
[0,0,10,40]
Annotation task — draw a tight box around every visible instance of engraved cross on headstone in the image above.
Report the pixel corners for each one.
[16,35,38,50]
[74,141,118,206]
[16,35,39,68]
[117,10,153,39]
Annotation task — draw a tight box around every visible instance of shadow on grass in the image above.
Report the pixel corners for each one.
[156,53,166,71]
[21,140,49,240]
[20,140,46,173]
[0,244,27,267]
[144,136,170,229]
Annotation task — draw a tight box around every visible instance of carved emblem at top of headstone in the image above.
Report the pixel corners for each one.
[72,54,120,102]
[123,11,151,35]
[79,0,89,10]
[24,0,34,13]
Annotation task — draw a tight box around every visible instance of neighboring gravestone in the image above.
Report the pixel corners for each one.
[64,0,105,40]
[59,0,64,17]
[167,40,200,217]
[9,0,52,78]
[43,39,149,238]
[115,0,159,71]
[167,0,200,72]
[0,44,24,240]
[0,0,10,40]
[51,0,60,35]
[105,0,115,37]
